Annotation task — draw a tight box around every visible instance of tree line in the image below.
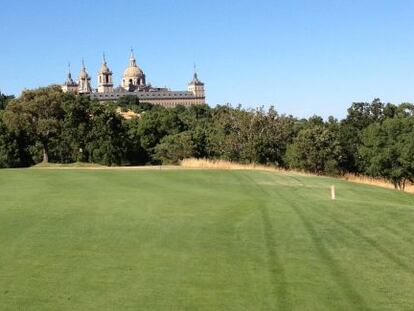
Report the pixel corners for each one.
[1,86,414,189]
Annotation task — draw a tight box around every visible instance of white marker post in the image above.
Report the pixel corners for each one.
[331,185,336,200]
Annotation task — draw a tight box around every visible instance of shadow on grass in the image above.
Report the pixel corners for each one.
[311,205,414,276]
[293,205,370,310]
[261,173,370,310]
[240,172,292,310]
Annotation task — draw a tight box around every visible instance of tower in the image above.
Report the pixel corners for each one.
[61,62,78,93]
[188,65,205,98]
[97,53,113,93]
[78,60,92,94]
[121,49,146,91]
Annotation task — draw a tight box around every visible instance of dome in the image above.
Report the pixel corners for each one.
[121,50,147,89]
[79,69,88,79]
[99,54,112,74]
[123,50,144,78]
[123,65,143,78]
[78,60,90,80]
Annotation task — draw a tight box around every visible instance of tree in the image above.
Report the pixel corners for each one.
[206,105,248,162]
[116,95,154,113]
[3,86,67,163]
[285,121,343,175]
[0,111,21,168]
[207,105,297,166]
[85,102,127,166]
[339,99,389,173]
[359,117,414,190]
[58,95,93,162]
[123,118,148,165]
[0,92,14,110]
[136,105,191,163]
[154,131,196,164]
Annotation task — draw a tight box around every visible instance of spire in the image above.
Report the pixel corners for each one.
[79,59,90,80]
[193,63,198,80]
[97,53,113,92]
[128,48,137,67]
[65,62,76,86]
[67,62,72,79]
[80,58,87,77]
[189,64,204,86]
[78,59,92,94]
[99,52,111,74]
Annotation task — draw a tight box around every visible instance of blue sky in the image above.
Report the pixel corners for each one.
[1,0,413,118]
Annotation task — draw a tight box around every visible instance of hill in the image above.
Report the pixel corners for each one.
[0,168,413,310]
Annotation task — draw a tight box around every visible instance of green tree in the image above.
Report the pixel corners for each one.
[207,105,296,166]
[154,131,196,164]
[339,99,389,173]
[43,95,94,163]
[285,121,343,175]
[123,118,148,165]
[359,117,414,190]
[85,102,127,166]
[0,92,14,110]
[3,86,67,163]
[206,105,247,161]
[136,105,190,163]
[0,111,21,167]
[116,95,154,113]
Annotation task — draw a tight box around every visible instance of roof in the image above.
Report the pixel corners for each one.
[188,72,204,86]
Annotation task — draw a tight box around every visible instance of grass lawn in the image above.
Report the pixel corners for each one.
[0,168,413,310]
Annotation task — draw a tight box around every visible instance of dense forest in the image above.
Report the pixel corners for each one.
[1,85,414,189]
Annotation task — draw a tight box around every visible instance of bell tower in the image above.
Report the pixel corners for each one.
[97,53,113,93]
[62,62,78,93]
[78,59,92,94]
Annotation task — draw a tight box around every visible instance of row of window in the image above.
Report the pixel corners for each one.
[91,94,200,104]
[94,94,194,99]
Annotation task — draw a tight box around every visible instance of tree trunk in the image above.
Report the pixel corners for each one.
[42,145,49,163]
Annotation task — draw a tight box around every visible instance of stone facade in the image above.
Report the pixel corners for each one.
[62,51,205,107]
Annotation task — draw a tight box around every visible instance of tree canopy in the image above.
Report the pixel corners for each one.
[359,117,414,189]
[1,87,413,190]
